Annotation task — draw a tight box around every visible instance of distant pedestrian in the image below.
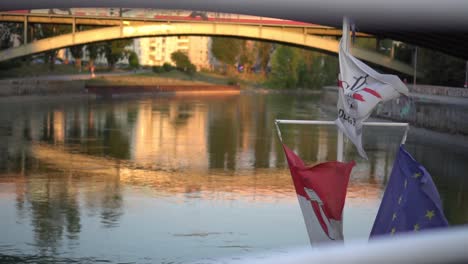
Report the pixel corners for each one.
[90,65,96,78]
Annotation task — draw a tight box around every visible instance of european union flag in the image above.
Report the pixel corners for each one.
[370,145,448,237]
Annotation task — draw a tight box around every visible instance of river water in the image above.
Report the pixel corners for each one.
[0,92,467,263]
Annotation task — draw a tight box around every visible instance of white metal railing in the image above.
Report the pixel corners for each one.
[274,119,410,161]
[211,226,468,264]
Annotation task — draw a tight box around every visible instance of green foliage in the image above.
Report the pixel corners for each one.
[163,62,174,72]
[186,64,196,75]
[211,37,242,66]
[34,24,71,71]
[395,43,466,86]
[70,45,84,71]
[0,22,23,49]
[152,65,164,73]
[296,59,311,87]
[353,38,377,50]
[69,45,84,60]
[295,50,339,89]
[103,39,132,69]
[170,51,190,69]
[238,40,255,71]
[268,45,300,89]
[267,44,338,89]
[255,41,273,74]
[152,63,175,73]
[128,51,139,69]
[394,43,413,64]
[321,55,340,85]
[0,58,22,70]
[227,77,239,86]
[35,24,71,40]
[171,51,196,75]
[86,42,103,61]
[418,48,466,87]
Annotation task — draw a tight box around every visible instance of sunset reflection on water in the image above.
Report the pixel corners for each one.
[0,93,466,263]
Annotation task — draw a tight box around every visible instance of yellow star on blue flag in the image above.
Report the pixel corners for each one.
[370,145,449,237]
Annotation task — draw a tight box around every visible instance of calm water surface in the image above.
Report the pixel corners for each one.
[0,93,467,263]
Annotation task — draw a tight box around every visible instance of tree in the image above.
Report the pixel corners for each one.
[266,44,338,89]
[34,23,71,71]
[163,62,174,72]
[0,22,23,50]
[255,41,273,75]
[418,48,465,87]
[69,45,84,72]
[211,37,242,73]
[394,43,466,86]
[394,42,413,65]
[102,39,132,69]
[171,51,196,75]
[238,40,256,73]
[86,42,103,69]
[268,45,300,89]
[128,51,139,69]
[296,50,338,89]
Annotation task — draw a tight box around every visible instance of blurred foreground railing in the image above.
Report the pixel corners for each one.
[210,226,468,264]
[275,119,410,161]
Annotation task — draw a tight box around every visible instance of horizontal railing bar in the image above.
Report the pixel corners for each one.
[0,12,332,29]
[220,226,468,264]
[275,119,409,127]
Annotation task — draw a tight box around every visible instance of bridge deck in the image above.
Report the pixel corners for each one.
[0,12,370,37]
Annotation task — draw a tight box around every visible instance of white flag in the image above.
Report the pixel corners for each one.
[336,38,409,159]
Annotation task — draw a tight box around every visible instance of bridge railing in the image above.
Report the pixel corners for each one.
[0,9,327,28]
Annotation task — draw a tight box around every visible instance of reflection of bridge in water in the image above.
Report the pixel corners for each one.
[0,9,415,75]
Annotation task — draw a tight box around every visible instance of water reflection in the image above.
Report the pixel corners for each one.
[0,93,467,263]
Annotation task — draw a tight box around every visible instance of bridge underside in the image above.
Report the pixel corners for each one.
[0,22,415,76]
[1,0,468,60]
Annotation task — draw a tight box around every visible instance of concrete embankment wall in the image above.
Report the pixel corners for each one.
[410,85,468,98]
[0,79,86,96]
[85,84,240,95]
[322,86,468,135]
[0,79,239,97]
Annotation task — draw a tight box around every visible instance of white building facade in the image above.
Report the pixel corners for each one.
[134,36,211,70]
[187,36,212,71]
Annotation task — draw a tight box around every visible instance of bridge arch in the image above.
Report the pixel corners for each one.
[0,22,414,75]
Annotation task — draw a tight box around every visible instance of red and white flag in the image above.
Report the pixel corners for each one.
[336,33,409,159]
[282,144,355,244]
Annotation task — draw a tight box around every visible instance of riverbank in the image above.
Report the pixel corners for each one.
[87,71,225,86]
[0,70,264,97]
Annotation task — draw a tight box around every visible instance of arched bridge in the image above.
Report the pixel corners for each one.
[0,21,415,75]
[1,1,468,60]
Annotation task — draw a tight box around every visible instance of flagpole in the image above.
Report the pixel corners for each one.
[464,60,468,88]
[337,17,350,162]
[413,46,418,88]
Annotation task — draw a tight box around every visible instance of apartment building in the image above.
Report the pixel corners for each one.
[134,36,211,70]
[187,36,211,71]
